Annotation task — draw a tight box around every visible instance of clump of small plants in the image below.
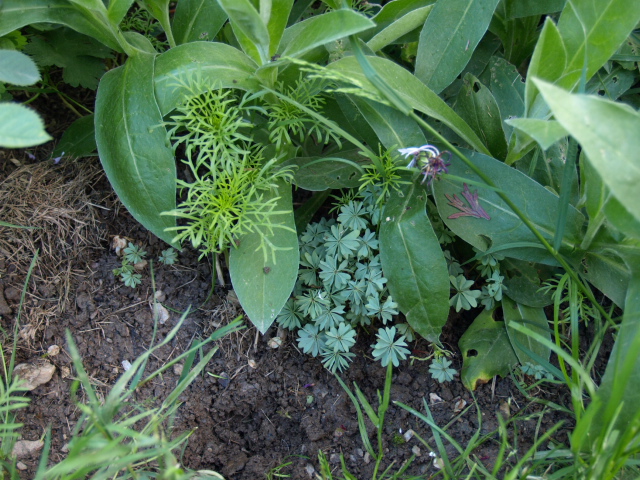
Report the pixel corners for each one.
[112,243,177,287]
[276,189,414,373]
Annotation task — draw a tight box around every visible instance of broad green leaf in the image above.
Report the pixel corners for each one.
[153,42,259,116]
[95,53,176,246]
[327,94,380,149]
[0,50,40,86]
[172,0,227,44]
[582,249,629,308]
[489,4,540,68]
[502,296,551,366]
[459,308,518,391]
[524,17,566,118]
[414,0,501,94]
[327,56,490,155]
[585,66,636,101]
[229,181,299,334]
[440,34,501,101]
[0,103,51,148]
[364,0,435,41]
[502,258,555,308]
[107,0,135,25]
[604,196,640,240]
[350,97,426,150]
[507,119,568,150]
[454,73,507,159]
[366,5,433,52]
[0,0,123,52]
[217,0,270,64]
[579,150,606,221]
[380,178,449,342]
[52,114,96,157]
[279,10,375,58]
[488,56,524,139]
[535,80,640,225]
[433,149,585,265]
[266,0,294,56]
[284,149,366,191]
[557,0,640,91]
[586,267,640,443]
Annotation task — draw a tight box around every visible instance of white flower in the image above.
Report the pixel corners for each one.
[398,144,440,159]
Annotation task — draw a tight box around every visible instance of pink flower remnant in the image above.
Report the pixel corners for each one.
[445,183,491,220]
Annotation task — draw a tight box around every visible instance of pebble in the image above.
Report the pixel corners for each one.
[329,453,340,464]
[3,287,21,302]
[14,360,55,390]
[173,363,183,376]
[12,439,44,459]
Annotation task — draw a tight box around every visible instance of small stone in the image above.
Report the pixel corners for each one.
[349,454,357,463]
[499,400,511,419]
[217,372,230,388]
[14,360,55,391]
[411,446,421,456]
[453,398,467,414]
[429,393,443,404]
[16,462,27,471]
[47,345,60,356]
[12,439,44,459]
[61,443,69,453]
[248,359,257,369]
[173,363,183,376]
[0,288,12,316]
[403,429,415,442]
[355,448,364,458]
[154,290,166,303]
[305,464,316,478]
[153,303,170,324]
[122,360,132,371]
[61,366,71,379]
[329,453,340,464]
[267,336,283,349]
[363,452,371,464]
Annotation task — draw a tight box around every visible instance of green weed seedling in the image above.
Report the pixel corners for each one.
[113,244,180,287]
[0,253,37,479]
[330,364,415,480]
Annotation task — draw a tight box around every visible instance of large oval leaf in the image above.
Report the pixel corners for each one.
[229,181,299,334]
[454,73,507,160]
[153,42,259,116]
[285,151,365,191]
[95,53,177,245]
[327,56,490,155]
[459,308,518,391]
[0,0,122,52]
[433,149,585,265]
[380,178,449,342]
[0,103,51,148]
[502,296,551,366]
[172,0,227,44]
[535,80,640,226]
[414,0,501,94]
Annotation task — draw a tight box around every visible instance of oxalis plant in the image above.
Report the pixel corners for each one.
[5,0,640,476]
